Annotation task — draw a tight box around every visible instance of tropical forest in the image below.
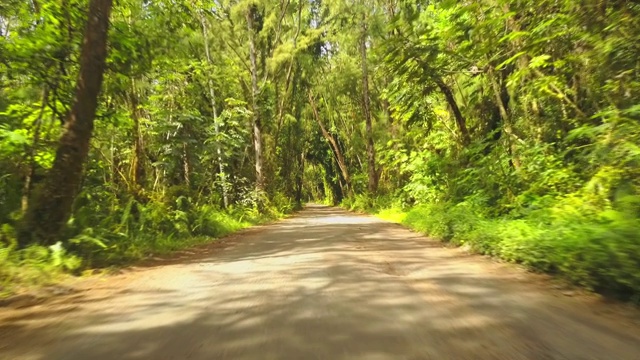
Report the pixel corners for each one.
[1,0,639,305]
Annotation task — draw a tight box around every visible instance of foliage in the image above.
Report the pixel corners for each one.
[1,227,82,295]
[393,198,640,301]
[337,0,640,300]
[1,0,639,300]
[0,197,288,293]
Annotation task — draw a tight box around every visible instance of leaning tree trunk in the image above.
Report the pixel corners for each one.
[360,13,378,194]
[18,0,113,246]
[434,76,471,146]
[308,91,352,195]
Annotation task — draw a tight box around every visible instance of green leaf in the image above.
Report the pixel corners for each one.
[529,55,551,69]
[497,51,526,69]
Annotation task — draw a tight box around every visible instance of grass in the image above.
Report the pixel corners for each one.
[375,207,407,224]
[0,244,76,298]
[342,197,640,303]
[0,202,294,299]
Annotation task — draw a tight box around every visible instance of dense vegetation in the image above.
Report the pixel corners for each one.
[1,0,638,299]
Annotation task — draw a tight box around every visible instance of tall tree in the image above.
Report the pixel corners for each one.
[360,8,378,194]
[246,3,265,193]
[199,10,230,208]
[19,0,113,245]
[308,91,352,194]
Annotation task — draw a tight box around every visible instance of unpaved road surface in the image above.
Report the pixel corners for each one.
[1,205,640,359]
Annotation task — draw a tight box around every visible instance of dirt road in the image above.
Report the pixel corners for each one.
[1,205,639,359]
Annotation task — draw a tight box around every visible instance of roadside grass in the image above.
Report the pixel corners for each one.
[342,198,640,303]
[0,201,295,299]
[375,207,407,224]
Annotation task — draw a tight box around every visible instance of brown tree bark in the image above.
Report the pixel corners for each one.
[19,0,113,246]
[487,66,521,169]
[182,143,191,187]
[434,76,471,146]
[295,150,305,205]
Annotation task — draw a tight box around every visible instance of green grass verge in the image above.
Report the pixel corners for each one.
[0,203,293,299]
[343,199,640,303]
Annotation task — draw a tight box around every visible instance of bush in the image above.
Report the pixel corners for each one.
[1,189,298,297]
[376,207,407,223]
[380,195,640,301]
[192,205,249,238]
[341,192,402,213]
[0,239,82,296]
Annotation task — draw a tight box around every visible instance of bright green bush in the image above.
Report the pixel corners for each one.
[0,239,82,296]
[341,192,406,214]
[395,197,640,301]
[403,203,455,241]
[0,189,296,297]
[376,207,407,223]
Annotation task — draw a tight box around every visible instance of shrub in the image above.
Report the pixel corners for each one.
[374,194,640,301]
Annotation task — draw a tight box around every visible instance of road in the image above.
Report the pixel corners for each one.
[1,204,639,359]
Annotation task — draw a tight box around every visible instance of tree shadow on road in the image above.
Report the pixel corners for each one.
[1,205,639,359]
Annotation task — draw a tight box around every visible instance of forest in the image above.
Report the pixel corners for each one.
[0,0,638,300]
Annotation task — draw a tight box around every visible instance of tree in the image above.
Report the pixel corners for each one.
[198,8,230,208]
[1,0,639,298]
[246,3,265,193]
[19,0,113,246]
[360,7,378,194]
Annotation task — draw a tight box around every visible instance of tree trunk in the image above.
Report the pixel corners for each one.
[200,14,229,208]
[360,13,378,194]
[274,4,300,142]
[129,80,146,197]
[295,150,305,206]
[434,76,471,146]
[182,142,191,187]
[246,5,265,193]
[488,66,521,169]
[18,0,113,246]
[308,92,351,194]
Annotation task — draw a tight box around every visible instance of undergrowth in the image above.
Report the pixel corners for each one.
[342,194,640,303]
[0,193,296,298]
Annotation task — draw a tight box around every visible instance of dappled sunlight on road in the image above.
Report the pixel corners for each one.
[1,205,639,359]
